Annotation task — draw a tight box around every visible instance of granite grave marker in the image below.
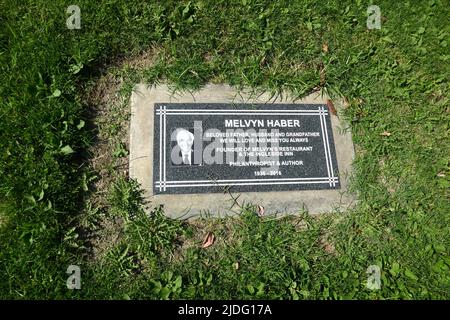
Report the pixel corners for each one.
[153,103,340,194]
[130,84,355,218]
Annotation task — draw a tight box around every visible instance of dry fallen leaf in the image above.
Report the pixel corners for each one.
[437,172,446,178]
[326,99,337,116]
[380,131,392,136]
[318,62,326,86]
[233,262,240,270]
[320,235,336,255]
[257,205,265,217]
[320,70,326,86]
[322,42,329,53]
[322,240,336,255]
[201,232,215,248]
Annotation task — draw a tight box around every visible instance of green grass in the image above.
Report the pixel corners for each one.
[0,0,449,299]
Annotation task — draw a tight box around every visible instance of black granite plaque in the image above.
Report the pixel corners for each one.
[153,103,340,194]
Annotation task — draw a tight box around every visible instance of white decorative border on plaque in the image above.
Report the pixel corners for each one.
[155,105,338,192]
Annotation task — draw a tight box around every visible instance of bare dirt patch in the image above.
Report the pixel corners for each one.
[81,47,162,261]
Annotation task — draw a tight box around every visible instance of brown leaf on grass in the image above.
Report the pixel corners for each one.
[380,131,391,136]
[321,238,336,255]
[233,262,240,270]
[322,42,329,54]
[201,232,215,248]
[257,205,265,217]
[326,99,337,116]
[320,233,337,255]
[318,62,326,86]
[320,71,326,86]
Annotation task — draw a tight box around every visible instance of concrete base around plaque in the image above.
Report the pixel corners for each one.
[129,84,355,219]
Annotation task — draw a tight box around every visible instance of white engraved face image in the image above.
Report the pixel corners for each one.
[176,128,194,165]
